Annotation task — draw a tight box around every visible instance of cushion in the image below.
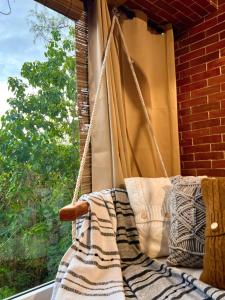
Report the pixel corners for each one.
[200,178,225,289]
[167,176,206,268]
[124,177,172,258]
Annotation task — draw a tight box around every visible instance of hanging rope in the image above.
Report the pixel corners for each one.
[72,14,168,205]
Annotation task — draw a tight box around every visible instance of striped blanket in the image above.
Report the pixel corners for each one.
[52,189,225,300]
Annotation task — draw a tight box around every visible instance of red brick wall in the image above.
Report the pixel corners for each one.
[175,2,225,177]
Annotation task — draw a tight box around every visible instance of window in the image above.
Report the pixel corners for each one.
[0,0,79,298]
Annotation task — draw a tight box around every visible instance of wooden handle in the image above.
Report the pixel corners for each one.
[59,201,89,221]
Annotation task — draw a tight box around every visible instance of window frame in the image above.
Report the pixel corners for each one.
[5,281,54,300]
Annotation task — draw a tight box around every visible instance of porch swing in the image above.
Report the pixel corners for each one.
[50,1,225,299]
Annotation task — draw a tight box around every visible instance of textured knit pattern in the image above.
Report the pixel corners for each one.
[167,177,206,268]
[52,189,225,299]
[200,178,225,290]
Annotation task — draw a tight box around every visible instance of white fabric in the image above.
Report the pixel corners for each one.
[156,258,203,279]
[156,257,203,279]
[52,192,125,300]
[124,177,172,258]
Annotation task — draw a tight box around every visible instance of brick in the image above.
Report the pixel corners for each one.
[180,139,193,146]
[220,48,225,56]
[208,91,225,102]
[191,68,220,81]
[180,154,194,161]
[221,65,225,74]
[221,84,225,92]
[180,96,208,109]
[154,0,178,15]
[177,77,191,86]
[173,1,194,15]
[188,16,217,36]
[206,40,225,53]
[193,134,222,144]
[180,48,205,63]
[190,51,219,67]
[179,123,192,131]
[218,12,225,23]
[206,20,225,37]
[159,10,180,24]
[191,34,219,51]
[180,65,206,79]
[197,168,225,176]
[175,46,190,57]
[208,74,225,85]
[195,151,224,160]
[192,102,220,114]
[192,118,220,129]
[220,30,225,40]
[212,160,225,168]
[174,13,195,27]
[177,92,190,102]
[189,12,202,22]
[211,143,225,150]
[182,169,197,176]
[210,109,225,118]
[222,117,225,125]
[183,161,211,168]
[180,80,207,93]
[176,61,190,72]
[180,107,191,116]
[182,128,210,139]
[181,112,208,124]
[179,32,205,48]
[206,2,218,13]
[211,125,225,134]
[183,144,210,153]
[207,57,225,69]
[190,3,208,17]
[191,85,220,98]
[218,3,225,13]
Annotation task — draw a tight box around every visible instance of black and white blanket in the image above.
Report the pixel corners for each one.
[52,189,225,300]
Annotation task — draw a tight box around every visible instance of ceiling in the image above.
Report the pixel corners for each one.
[121,0,218,36]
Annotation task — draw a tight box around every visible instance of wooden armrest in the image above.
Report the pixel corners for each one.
[59,201,89,221]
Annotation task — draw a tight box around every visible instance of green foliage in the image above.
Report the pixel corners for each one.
[0,23,78,298]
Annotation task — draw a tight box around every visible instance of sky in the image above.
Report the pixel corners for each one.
[0,0,57,116]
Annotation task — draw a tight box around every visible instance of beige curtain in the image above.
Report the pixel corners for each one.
[88,0,180,191]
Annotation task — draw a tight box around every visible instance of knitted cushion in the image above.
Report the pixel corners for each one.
[125,177,172,258]
[167,176,206,268]
[200,178,225,289]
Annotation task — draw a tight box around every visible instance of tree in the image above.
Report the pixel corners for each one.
[28,5,71,42]
[0,24,79,298]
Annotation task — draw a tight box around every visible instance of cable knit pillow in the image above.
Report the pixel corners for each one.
[125,177,172,258]
[167,176,206,268]
[200,178,225,289]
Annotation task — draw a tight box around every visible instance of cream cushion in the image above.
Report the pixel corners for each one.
[124,177,172,258]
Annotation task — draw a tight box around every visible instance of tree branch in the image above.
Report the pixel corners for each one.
[0,0,11,15]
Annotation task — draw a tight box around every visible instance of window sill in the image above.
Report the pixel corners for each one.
[5,281,54,300]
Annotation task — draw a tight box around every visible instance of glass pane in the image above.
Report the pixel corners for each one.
[0,1,78,298]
